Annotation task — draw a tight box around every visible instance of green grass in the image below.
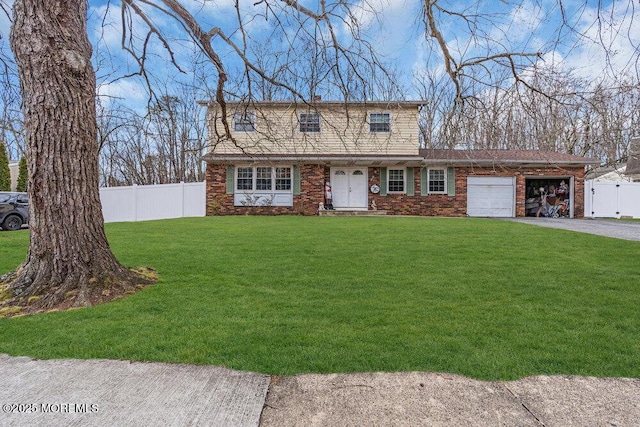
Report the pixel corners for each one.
[1,216,639,380]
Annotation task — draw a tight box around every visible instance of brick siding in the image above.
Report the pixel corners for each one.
[205,164,323,215]
[206,163,587,217]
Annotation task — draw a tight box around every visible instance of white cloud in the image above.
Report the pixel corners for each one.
[97,78,147,109]
[89,2,124,54]
[505,0,543,42]
[343,0,416,53]
[561,1,640,81]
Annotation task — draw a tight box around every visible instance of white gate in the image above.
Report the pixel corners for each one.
[585,181,640,218]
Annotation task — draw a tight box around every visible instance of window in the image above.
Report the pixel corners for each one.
[369,112,390,133]
[236,167,253,190]
[428,168,446,193]
[387,168,405,192]
[275,167,292,191]
[233,111,255,132]
[236,166,292,192]
[300,113,320,133]
[256,167,272,190]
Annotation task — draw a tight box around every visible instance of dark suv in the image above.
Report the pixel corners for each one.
[0,192,29,231]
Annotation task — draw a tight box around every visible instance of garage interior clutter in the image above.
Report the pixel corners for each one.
[525,178,571,218]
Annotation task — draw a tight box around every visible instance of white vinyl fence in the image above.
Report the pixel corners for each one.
[585,181,640,219]
[100,182,206,223]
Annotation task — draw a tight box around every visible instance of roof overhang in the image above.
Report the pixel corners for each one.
[203,153,425,167]
[421,158,600,168]
[420,149,600,168]
[205,154,598,168]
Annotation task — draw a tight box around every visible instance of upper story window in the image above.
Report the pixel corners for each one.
[369,112,390,133]
[300,113,320,133]
[387,168,405,193]
[233,111,255,132]
[428,168,446,194]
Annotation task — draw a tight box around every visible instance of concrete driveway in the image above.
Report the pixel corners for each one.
[504,218,640,241]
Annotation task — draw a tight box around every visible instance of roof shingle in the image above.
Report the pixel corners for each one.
[419,149,599,166]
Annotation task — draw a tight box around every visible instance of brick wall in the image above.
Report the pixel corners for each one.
[206,163,587,217]
[205,163,324,215]
[367,167,466,216]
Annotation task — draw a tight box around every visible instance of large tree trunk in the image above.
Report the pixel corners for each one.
[4,0,150,311]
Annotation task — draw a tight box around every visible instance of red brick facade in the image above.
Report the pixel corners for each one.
[206,164,324,215]
[206,163,588,217]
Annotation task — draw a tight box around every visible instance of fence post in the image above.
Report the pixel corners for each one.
[133,184,138,222]
[586,180,593,218]
[181,181,185,218]
[615,183,621,219]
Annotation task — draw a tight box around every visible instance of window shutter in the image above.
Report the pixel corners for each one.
[380,167,387,196]
[420,168,428,196]
[447,167,455,197]
[226,165,234,194]
[406,167,414,196]
[293,165,301,194]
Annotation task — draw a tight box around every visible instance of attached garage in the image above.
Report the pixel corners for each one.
[467,176,515,217]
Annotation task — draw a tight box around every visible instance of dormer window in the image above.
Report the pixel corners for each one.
[300,113,320,133]
[233,111,255,132]
[369,112,390,133]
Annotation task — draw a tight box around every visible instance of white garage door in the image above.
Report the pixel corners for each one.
[467,177,515,217]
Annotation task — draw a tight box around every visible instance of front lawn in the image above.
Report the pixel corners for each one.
[0,216,638,380]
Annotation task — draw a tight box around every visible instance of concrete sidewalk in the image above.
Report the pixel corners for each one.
[260,372,640,426]
[0,354,269,427]
[2,355,639,426]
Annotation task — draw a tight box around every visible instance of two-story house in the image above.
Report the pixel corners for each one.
[203,100,599,217]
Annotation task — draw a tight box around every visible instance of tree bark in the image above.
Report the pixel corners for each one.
[4,0,149,311]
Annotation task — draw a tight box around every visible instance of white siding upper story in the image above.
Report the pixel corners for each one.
[205,101,423,157]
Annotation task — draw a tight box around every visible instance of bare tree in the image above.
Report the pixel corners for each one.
[144,88,206,183]
[1,0,154,312]
[97,84,206,186]
[416,64,640,166]
[418,0,639,150]
[0,46,24,162]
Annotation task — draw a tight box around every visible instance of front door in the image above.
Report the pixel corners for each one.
[330,168,368,209]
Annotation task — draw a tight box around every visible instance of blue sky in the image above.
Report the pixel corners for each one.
[0,0,638,107]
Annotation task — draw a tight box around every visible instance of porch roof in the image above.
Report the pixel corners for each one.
[204,149,600,168]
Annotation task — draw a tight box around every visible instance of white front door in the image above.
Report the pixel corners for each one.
[331,168,368,209]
